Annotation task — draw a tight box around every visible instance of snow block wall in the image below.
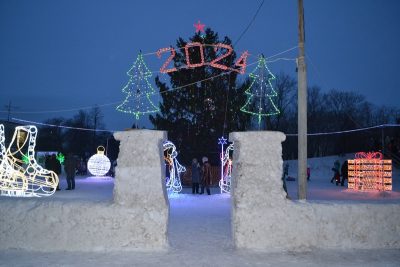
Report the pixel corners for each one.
[230,131,400,251]
[0,130,169,252]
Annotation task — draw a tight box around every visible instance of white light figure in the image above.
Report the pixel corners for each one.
[0,124,28,195]
[1,125,59,197]
[219,142,234,194]
[163,141,185,193]
[218,137,227,193]
[87,146,111,176]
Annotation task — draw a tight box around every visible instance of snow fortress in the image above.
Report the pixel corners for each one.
[0,130,169,251]
[0,130,399,252]
[230,131,400,250]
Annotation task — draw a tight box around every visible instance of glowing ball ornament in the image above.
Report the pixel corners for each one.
[87,146,111,176]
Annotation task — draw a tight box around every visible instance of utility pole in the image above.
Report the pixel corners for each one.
[297,0,308,200]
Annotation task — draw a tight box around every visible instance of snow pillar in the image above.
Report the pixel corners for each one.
[229,131,288,249]
[229,131,400,251]
[113,129,168,207]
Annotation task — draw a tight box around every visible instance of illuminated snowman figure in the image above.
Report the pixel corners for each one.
[87,146,111,176]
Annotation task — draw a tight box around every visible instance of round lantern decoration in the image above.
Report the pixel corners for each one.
[87,146,111,176]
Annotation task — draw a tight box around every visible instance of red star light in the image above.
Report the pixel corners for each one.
[194,20,205,33]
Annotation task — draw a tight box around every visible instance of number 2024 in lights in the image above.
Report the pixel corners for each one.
[157,43,249,74]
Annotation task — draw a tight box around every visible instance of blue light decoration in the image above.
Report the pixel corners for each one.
[163,141,186,193]
[240,55,280,128]
[116,52,159,120]
[219,140,234,194]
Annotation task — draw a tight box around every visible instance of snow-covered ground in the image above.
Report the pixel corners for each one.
[0,155,400,266]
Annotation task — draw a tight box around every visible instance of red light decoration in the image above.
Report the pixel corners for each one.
[157,43,248,73]
[210,43,233,71]
[157,47,177,73]
[348,151,392,191]
[234,50,249,74]
[193,20,205,33]
[185,42,205,68]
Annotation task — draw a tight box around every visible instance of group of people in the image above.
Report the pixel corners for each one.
[191,156,213,195]
[45,153,77,191]
[330,159,348,186]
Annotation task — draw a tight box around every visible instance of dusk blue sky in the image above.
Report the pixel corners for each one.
[1,0,399,131]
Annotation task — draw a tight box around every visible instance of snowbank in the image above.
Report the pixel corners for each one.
[230,131,400,251]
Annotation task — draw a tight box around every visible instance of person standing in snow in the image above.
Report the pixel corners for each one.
[340,160,348,186]
[191,158,201,194]
[64,153,77,190]
[330,159,341,185]
[200,156,212,195]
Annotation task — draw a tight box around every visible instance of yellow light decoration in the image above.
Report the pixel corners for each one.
[348,152,392,191]
[1,125,59,197]
[87,146,111,176]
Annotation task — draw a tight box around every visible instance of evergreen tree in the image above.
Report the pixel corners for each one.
[150,28,251,164]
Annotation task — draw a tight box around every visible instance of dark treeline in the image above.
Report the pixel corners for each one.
[35,107,119,162]
[262,73,400,159]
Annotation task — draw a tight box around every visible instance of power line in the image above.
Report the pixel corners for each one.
[234,0,265,46]
[11,117,400,136]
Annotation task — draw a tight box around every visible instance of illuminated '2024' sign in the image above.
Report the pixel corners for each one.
[157,43,249,74]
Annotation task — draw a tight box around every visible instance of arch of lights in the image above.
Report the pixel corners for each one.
[163,141,185,193]
[87,146,111,176]
[0,125,59,197]
[219,142,234,193]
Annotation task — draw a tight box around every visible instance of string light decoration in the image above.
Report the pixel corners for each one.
[116,52,159,120]
[1,125,58,197]
[163,141,186,193]
[87,146,111,176]
[0,124,28,195]
[194,20,205,33]
[218,137,227,193]
[56,152,65,164]
[157,43,249,73]
[348,152,392,191]
[240,55,280,127]
[157,47,177,74]
[219,141,234,193]
[185,42,205,68]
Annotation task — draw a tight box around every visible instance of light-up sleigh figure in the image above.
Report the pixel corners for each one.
[163,141,185,193]
[0,124,28,195]
[219,143,234,193]
[1,125,59,197]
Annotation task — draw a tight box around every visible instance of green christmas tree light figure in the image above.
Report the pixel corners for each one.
[240,55,280,128]
[116,52,159,121]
